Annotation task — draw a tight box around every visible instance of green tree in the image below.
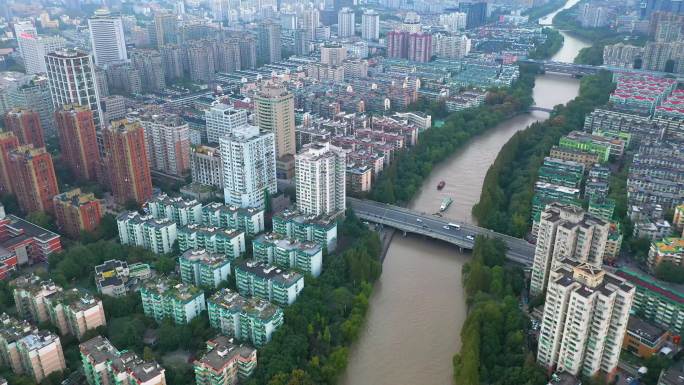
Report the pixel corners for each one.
[264,188,273,214]
[26,211,54,230]
[655,261,684,284]
[143,346,156,361]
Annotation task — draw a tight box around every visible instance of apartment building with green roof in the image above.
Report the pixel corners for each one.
[207,289,284,347]
[272,208,337,252]
[179,249,231,289]
[140,277,205,325]
[616,267,684,334]
[177,224,246,259]
[234,260,304,306]
[253,232,323,277]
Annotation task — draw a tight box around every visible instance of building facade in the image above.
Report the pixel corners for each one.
[337,7,355,37]
[138,113,191,177]
[4,108,44,148]
[0,132,19,194]
[207,289,284,347]
[191,145,223,189]
[117,211,178,254]
[104,119,153,205]
[45,49,104,129]
[205,103,249,144]
[177,225,246,259]
[537,260,634,380]
[193,335,257,385]
[54,105,100,181]
[295,142,346,217]
[8,145,59,214]
[88,9,128,66]
[219,125,277,209]
[179,249,231,289]
[53,189,103,238]
[140,277,205,325]
[17,34,66,75]
[253,232,323,277]
[257,20,281,64]
[234,260,304,306]
[361,9,380,41]
[530,203,610,297]
[80,336,167,385]
[254,83,296,159]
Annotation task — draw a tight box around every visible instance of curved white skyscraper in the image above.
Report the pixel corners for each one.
[88,9,128,66]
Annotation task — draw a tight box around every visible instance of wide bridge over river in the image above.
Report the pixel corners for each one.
[348,198,535,266]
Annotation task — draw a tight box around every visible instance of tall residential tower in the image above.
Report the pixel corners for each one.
[219,125,277,209]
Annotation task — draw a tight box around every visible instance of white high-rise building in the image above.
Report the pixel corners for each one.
[439,12,467,32]
[432,33,471,59]
[220,125,277,209]
[45,49,104,129]
[338,7,355,38]
[537,259,634,379]
[205,103,249,144]
[88,9,128,66]
[320,43,347,66]
[530,203,610,297]
[361,9,380,41]
[295,142,346,217]
[18,34,66,74]
[300,8,320,41]
[13,20,37,57]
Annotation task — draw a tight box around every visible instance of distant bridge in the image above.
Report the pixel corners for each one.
[518,59,684,79]
[518,59,602,76]
[348,198,535,266]
[528,106,554,113]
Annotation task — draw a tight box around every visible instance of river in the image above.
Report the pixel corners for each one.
[340,3,591,385]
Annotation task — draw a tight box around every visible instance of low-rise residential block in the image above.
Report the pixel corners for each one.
[648,237,684,270]
[622,316,671,359]
[253,232,323,277]
[616,267,684,334]
[147,194,203,226]
[95,259,153,297]
[140,277,206,325]
[0,314,66,382]
[117,211,178,254]
[207,289,284,347]
[179,249,231,289]
[272,208,338,252]
[193,336,257,385]
[43,288,106,340]
[201,202,265,236]
[177,224,246,259]
[80,335,166,385]
[235,260,304,306]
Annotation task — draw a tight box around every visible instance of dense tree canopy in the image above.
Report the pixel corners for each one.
[472,70,615,237]
[245,209,382,384]
[454,237,546,385]
[528,28,564,60]
[369,65,538,204]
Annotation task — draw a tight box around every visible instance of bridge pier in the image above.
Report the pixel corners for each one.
[402,231,407,237]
